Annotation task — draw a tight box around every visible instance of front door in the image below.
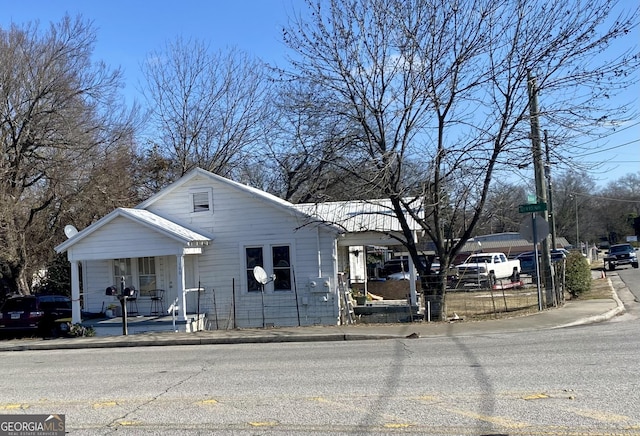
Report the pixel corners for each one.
[184,255,200,313]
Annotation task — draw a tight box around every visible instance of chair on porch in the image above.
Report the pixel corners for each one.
[149,289,165,316]
[126,287,139,315]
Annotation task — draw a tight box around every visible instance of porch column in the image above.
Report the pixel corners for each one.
[70,260,81,324]
[176,254,187,321]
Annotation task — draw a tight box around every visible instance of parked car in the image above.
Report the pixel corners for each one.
[0,294,72,337]
[387,271,411,280]
[454,252,521,287]
[381,258,410,277]
[515,249,569,275]
[381,256,434,278]
[604,244,639,271]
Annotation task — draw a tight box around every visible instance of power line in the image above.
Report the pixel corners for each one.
[572,191,640,204]
[577,120,640,146]
[573,138,640,158]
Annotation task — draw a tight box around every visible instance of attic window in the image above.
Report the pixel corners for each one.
[191,190,212,213]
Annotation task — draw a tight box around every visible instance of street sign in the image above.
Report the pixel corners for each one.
[519,216,549,243]
[518,202,547,213]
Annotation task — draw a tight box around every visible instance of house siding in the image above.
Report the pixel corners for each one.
[67,216,186,261]
[147,172,338,328]
[80,172,340,328]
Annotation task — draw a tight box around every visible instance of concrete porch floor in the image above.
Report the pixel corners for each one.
[81,313,206,336]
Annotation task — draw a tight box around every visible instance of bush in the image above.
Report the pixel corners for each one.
[68,323,96,337]
[565,251,591,298]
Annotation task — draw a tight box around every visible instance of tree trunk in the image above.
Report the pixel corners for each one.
[420,272,446,321]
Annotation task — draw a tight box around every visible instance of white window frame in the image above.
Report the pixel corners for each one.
[272,245,292,292]
[137,257,157,293]
[111,257,157,293]
[245,246,264,293]
[242,242,294,293]
[112,258,133,291]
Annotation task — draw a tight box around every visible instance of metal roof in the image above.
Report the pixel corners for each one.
[294,199,422,233]
[459,235,571,256]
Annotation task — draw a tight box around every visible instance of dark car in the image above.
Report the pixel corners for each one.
[381,258,410,277]
[515,249,568,275]
[381,256,433,278]
[0,294,72,337]
[604,244,639,271]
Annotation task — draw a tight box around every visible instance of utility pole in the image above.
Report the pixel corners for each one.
[544,131,557,250]
[544,130,561,305]
[527,71,554,306]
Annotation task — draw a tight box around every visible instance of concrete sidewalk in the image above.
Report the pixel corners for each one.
[0,275,627,352]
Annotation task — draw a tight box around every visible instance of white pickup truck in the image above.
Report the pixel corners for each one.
[454,252,521,288]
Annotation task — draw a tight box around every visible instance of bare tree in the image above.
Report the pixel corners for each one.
[595,172,640,244]
[0,16,139,294]
[282,0,639,319]
[141,38,272,178]
[134,141,180,199]
[241,80,370,202]
[551,170,597,247]
[552,171,640,249]
[475,183,528,236]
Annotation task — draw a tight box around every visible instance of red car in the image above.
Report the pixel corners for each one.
[0,295,72,337]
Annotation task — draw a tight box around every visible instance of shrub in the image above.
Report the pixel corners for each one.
[68,323,96,337]
[565,251,591,298]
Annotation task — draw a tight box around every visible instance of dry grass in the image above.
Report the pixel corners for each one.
[445,265,612,320]
[446,285,540,320]
[577,268,613,300]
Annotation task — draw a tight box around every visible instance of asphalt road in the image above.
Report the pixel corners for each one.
[618,265,640,301]
[1,268,639,436]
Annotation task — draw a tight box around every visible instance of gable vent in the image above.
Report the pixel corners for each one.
[192,191,211,213]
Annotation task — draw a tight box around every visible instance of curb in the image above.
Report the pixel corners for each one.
[0,333,401,352]
[554,278,625,329]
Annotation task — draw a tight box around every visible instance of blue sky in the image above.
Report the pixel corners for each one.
[1,0,295,101]
[1,0,638,187]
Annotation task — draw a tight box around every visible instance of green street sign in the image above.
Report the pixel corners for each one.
[518,202,547,213]
[526,193,536,204]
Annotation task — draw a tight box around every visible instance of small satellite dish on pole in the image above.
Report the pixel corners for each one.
[64,225,79,239]
[252,266,275,329]
[253,266,270,285]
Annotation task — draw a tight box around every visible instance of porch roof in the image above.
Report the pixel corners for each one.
[55,208,212,254]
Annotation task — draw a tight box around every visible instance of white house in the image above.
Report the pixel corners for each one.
[55,168,422,333]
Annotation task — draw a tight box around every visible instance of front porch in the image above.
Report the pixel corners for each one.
[82,313,207,337]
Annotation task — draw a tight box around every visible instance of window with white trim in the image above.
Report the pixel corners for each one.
[244,244,292,292]
[138,257,156,292]
[113,258,132,291]
[112,257,157,293]
[246,247,264,292]
[272,246,291,291]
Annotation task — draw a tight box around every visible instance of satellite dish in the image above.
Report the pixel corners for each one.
[253,266,269,285]
[64,225,78,238]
